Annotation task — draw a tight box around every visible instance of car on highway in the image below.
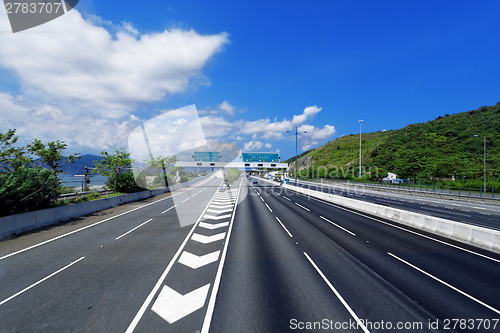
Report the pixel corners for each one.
[219,185,227,192]
[253,179,258,184]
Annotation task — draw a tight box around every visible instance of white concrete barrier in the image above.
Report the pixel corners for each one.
[282,184,500,254]
[0,175,210,239]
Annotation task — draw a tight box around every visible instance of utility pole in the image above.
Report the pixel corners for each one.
[287,127,307,186]
[358,120,363,178]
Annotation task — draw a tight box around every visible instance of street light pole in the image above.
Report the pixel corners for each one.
[295,127,298,186]
[358,120,363,178]
[287,127,307,186]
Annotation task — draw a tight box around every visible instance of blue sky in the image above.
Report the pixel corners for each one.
[1,1,499,160]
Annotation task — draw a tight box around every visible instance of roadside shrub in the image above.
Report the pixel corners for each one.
[0,166,60,216]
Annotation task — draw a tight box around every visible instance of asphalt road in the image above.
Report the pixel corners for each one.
[1,175,499,332]
[210,179,500,332]
[290,179,500,231]
[0,174,226,332]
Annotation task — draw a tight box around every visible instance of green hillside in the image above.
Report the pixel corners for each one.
[292,103,500,185]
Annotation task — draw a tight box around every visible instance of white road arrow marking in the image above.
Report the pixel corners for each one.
[178,251,220,269]
[199,222,229,230]
[203,214,232,220]
[191,232,226,244]
[206,208,233,214]
[151,284,210,324]
[210,204,234,209]
[211,199,234,204]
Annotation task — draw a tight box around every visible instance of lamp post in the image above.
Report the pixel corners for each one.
[473,135,486,191]
[358,120,363,178]
[287,127,307,186]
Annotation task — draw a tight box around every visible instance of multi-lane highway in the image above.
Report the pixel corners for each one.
[1,174,499,332]
[291,179,500,231]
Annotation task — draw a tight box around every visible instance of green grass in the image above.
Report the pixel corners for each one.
[292,103,500,183]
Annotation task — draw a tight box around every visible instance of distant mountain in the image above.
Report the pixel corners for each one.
[290,103,500,182]
[37,154,104,175]
[62,154,103,175]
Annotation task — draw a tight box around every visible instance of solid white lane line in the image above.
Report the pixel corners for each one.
[115,219,153,240]
[283,196,291,201]
[276,217,293,237]
[305,196,500,264]
[295,202,310,212]
[265,203,273,213]
[320,216,356,236]
[303,252,370,333]
[0,177,215,261]
[0,257,85,306]
[388,252,500,315]
[162,205,177,214]
[201,178,242,333]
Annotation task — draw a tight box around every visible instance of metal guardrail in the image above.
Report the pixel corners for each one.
[293,178,500,204]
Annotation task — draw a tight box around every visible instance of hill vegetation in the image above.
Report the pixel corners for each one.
[291,103,500,188]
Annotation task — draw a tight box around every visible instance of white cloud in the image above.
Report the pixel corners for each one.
[292,105,322,124]
[239,105,322,136]
[243,141,263,151]
[0,10,228,114]
[0,92,135,153]
[0,9,228,153]
[198,105,335,151]
[302,140,318,151]
[219,100,235,118]
[300,124,336,140]
[265,143,272,149]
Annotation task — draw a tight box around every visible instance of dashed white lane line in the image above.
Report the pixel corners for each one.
[265,203,273,213]
[283,196,291,201]
[116,219,153,240]
[304,252,370,333]
[295,202,310,212]
[388,252,500,315]
[181,198,190,203]
[304,196,500,264]
[162,205,177,214]
[0,257,85,306]
[260,196,265,202]
[276,217,293,237]
[320,216,356,236]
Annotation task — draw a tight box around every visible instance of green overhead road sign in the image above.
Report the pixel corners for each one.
[242,152,279,163]
[193,152,220,162]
